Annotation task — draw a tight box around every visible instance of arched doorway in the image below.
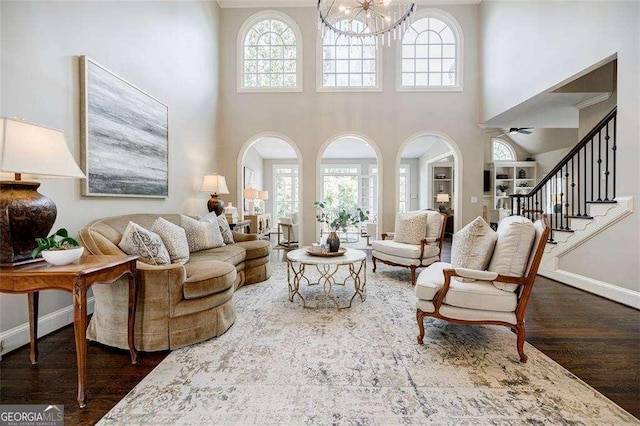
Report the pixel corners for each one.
[397,132,463,233]
[237,133,303,244]
[316,133,383,247]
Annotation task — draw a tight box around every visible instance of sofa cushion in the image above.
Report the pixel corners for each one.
[183,260,236,300]
[180,215,225,252]
[489,216,536,292]
[393,211,428,245]
[189,244,246,265]
[451,216,497,279]
[151,217,189,264]
[234,239,271,261]
[118,221,170,265]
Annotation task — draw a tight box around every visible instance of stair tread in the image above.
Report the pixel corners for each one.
[586,200,617,204]
[566,215,594,219]
[552,228,575,233]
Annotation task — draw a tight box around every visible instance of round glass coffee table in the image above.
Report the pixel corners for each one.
[286,248,366,309]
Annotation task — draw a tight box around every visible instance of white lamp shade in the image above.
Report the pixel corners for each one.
[258,190,269,200]
[200,174,229,194]
[0,117,85,179]
[244,188,258,199]
[436,193,450,203]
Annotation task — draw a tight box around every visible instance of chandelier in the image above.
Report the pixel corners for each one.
[317,0,416,43]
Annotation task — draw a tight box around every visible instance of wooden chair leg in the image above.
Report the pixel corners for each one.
[410,266,417,285]
[417,309,426,344]
[372,256,377,272]
[515,323,528,363]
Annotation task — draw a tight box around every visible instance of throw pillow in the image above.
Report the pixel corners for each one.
[488,216,536,292]
[118,221,171,266]
[202,211,234,245]
[151,217,190,264]
[425,210,444,241]
[180,214,225,252]
[451,216,497,280]
[393,211,429,245]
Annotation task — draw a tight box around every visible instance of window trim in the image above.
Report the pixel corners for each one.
[492,138,517,162]
[395,9,464,92]
[316,22,383,93]
[237,10,303,93]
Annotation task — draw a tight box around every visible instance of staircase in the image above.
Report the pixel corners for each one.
[508,107,638,309]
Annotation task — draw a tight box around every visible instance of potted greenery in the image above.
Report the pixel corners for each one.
[314,202,369,252]
[496,184,509,196]
[32,228,84,265]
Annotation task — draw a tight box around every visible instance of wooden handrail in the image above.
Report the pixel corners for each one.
[527,106,617,194]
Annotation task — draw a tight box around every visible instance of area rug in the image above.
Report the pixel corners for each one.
[99,262,637,425]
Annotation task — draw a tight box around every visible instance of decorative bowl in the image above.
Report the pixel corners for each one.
[41,247,84,266]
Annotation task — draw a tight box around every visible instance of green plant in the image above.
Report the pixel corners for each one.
[315,201,369,233]
[497,184,509,193]
[31,228,80,258]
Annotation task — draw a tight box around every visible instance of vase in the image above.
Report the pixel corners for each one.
[326,231,340,252]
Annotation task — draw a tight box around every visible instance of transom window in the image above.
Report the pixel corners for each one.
[238,11,302,92]
[399,13,461,90]
[320,20,380,91]
[493,139,517,161]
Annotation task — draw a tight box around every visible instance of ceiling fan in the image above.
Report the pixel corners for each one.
[507,127,533,135]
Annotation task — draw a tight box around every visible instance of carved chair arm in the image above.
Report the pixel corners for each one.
[381,232,394,240]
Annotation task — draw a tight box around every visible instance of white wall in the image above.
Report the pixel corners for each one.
[481,1,639,293]
[218,5,486,244]
[0,1,220,336]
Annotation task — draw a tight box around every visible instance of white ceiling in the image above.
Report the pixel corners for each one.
[250,134,448,159]
[218,0,481,8]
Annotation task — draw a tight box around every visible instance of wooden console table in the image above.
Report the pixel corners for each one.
[0,255,139,408]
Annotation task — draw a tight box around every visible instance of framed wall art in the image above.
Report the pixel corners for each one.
[80,56,169,198]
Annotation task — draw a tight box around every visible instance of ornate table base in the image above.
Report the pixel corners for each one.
[286,248,366,309]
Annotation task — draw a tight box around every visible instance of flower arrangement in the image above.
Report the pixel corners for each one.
[497,184,509,193]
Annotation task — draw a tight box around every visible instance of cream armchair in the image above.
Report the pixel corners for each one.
[415,215,550,363]
[372,210,447,285]
[278,212,299,248]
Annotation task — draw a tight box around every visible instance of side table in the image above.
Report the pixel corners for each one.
[0,255,139,408]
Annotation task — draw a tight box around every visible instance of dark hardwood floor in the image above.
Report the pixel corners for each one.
[1,243,638,424]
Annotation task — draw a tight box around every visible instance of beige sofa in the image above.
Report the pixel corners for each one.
[79,213,271,352]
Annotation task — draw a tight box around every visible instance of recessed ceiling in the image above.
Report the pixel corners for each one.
[217,0,482,8]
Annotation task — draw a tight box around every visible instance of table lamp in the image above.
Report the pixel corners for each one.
[0,117,86,266]
[436,193,450,213]
[200,174,230,215]
[258,190,268,214]
[244,188,258,215]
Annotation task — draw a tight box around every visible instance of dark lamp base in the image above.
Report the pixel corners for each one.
[0,181,57,266]
[207,195,225,216]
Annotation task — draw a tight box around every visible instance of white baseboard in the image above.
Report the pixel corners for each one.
[0,297,95,358]
[539,268,640,310]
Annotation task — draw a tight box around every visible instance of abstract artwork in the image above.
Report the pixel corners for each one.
[80,56,168,197]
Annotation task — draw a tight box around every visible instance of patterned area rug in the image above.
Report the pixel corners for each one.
[99,261,637,425]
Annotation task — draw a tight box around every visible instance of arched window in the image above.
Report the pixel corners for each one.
[238,11,302,92]
[398,11,462,91]
[319,20,381,91]
[493,139,517,161]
